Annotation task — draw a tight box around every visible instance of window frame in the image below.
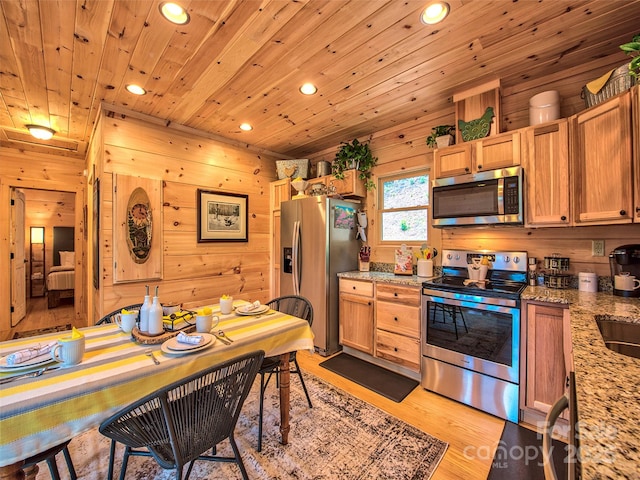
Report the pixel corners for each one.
[377,168,430,246]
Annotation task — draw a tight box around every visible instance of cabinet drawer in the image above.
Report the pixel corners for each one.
[376,301,420,337]
[375,284,420,305]
[340,279,373,297]
[375,330,420,371]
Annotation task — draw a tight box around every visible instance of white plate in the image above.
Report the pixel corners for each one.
[161,334,215,355]
[0,353,56,371]
[236,305,269,315]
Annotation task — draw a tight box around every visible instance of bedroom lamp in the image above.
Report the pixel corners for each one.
[31,227,44,244]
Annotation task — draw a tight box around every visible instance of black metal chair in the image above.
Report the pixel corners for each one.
[99,350,264,480]
[22,440,77,480]
[257,295,313,452]
[96,304,142,325]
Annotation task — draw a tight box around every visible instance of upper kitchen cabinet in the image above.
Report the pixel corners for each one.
[522,120,570,227]
[570,91,634,225]
[434,130,520,179]
[307,169,366,198]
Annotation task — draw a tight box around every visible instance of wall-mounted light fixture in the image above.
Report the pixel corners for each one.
[159,2,190,25]
[26,125,56,140]
[30,226,45,244]
[420,2,450,25]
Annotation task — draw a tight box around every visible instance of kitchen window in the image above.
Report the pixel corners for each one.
[378,170,429,242]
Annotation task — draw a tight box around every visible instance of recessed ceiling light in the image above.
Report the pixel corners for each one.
[420,2,450,25]
[26,124,55,140]
[299,83,318,95]
[239,123,253,131]
[126,84,147,95]
[159,2,190,25]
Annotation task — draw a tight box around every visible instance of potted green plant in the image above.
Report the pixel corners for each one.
[426,125,455,148]
[333,138,378,190]
[620,33,640,77]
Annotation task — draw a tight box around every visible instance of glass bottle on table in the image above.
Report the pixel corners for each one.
[148,286,164,336]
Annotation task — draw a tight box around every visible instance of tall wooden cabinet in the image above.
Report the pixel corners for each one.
[269,179,291,299]
[570,91,634,225]
[523,120,570,227]
[633,85,640,221]
[521,301,570,425]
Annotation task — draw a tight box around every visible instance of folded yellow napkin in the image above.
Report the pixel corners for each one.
[6,342,56,366]
[586,69,614,94]
[70,326,83,339]
[176,332,203,345]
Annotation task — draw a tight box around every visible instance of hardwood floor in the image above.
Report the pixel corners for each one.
[0,295,80,341]
[296,350,505,480]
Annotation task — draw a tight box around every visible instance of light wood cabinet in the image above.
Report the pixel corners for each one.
[633,85,640,222]
[339,279,374,354]
[374,284,421,372]
[522,120,571,227]
[570,91,634,225]
[269,179,291,299]
[521,301,570,424]
[434,130,520,178]
[306,169,366,198]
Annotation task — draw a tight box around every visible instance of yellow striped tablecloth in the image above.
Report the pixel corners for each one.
[0,307,314,467]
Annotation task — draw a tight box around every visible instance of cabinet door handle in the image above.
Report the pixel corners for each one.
[394,317,398,321]
[367,301,371,306]
[620,210,626,216]
[464,167,470,172]
[353,286,356,290]
[636,206,640,213]
[477,164,483,170]
[560,215,566,221]
[394,292,398,297]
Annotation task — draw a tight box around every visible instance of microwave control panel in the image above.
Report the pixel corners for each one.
[504,176,520,214]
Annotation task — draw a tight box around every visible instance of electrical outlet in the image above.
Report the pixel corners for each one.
[592,240,605,257]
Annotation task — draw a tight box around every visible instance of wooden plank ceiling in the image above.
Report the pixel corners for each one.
[1,0,639,159]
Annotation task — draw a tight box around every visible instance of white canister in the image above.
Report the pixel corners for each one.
[578,272,598,293]
[417,259,433,278]
[529,90,560,126]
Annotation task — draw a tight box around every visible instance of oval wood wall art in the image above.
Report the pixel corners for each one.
[126,187,152,263]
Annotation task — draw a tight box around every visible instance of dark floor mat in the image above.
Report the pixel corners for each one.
[488,421,568,480]
[319,353,418,403]
[13,323,72,339]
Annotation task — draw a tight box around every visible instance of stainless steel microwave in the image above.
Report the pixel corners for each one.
[431,166,524,227]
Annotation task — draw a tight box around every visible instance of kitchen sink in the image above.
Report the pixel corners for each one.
[595,317,640,360]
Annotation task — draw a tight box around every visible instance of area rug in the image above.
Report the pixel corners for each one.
[319,353,419,402]
[487,422,567,480]
[12,323,72,339]
[36,372,447,480]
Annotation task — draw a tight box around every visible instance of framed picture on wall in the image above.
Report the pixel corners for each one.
[197,190,248,242]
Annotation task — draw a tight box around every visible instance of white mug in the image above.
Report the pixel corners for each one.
[115,311,138,333]
[51,336,85,367]
[615,273,640,291]
[219,297,234,315]
[196,314,219,333]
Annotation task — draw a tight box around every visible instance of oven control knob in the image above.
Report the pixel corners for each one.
[513,257,520,264]
[447,253,453,260]
[503,256,510,263]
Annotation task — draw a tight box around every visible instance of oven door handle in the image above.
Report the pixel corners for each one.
[423,294,519,315]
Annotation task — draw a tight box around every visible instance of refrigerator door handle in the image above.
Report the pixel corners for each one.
[292,220,301,295]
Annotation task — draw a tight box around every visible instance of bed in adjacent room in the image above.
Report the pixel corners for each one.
[47,227,75,309]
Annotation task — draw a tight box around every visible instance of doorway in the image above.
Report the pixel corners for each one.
[9,187,79,337]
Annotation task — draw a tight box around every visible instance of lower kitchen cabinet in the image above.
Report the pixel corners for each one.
[339,279,374,354]
[521,301,570,425]
[375,284,421,372]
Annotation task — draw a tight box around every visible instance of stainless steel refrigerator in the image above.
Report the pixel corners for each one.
[280,196,360,356]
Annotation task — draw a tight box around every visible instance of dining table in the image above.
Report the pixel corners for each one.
[0,300,315,480]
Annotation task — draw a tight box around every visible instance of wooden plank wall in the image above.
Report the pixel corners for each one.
[304,56,640,276]
[0,148,85,335]
[95,111,282,318]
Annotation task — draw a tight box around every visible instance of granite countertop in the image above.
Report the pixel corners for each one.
[339,271,640,478]
[522,287,639,479]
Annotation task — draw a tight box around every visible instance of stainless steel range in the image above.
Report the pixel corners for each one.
[421,249,527,423]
